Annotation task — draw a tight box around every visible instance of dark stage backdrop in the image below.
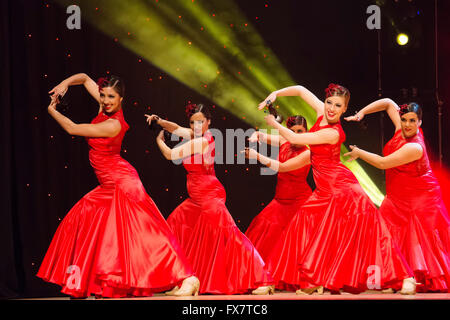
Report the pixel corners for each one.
[1,0,449,298]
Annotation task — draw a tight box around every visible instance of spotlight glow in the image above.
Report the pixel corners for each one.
[396,33,409,46]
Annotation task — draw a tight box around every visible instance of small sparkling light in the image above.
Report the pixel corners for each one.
[138,59,142,63]
[188,41,192,45]
[200,27,204,31]
[165,188,169,191]
[55,37,59,41]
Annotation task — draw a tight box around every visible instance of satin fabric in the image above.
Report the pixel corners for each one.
[37,109,193,298]
[381,129,450,292]
[245,142,312,262]
[266,115,412,292]
[167,130,273,294]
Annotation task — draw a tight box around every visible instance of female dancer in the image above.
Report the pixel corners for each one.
[345,99,450,292]
[147,103,274,295]
[243,116,312,264]
[260,84,415,294]
[38,73,199,298]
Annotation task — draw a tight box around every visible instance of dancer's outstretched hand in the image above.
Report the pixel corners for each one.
[249,131,260,144]
[344,111,364,122]
[344,145,360,162]
[241,148,258,160]
[264,114,277,127]
[258,92,277,110]
[145,114,160,126]
[49,82,68,99]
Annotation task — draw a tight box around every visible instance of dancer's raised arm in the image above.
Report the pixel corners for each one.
[145,114,193,140]
[258,85,324,117]
[345,98,401,131]
[49,73,101,105]
[47,95,121,138]
[156,130,209,161]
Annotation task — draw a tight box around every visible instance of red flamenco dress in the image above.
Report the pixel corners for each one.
[380,129,450,292]
[37,109,193,298]
[245,142,312,262]
[266,115,412,292]
[166,130,273,294]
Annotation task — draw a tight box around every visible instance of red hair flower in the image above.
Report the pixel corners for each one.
[286,116,297,128]
[325,83,342,98]
[97,77,110,91]
[185,103,197,117]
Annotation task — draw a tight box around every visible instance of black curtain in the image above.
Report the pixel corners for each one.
[1,0,448,298]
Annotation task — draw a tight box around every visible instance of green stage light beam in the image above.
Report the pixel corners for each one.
[55,0,384,205]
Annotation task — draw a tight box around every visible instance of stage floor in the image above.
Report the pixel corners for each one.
[20,291,450,300]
